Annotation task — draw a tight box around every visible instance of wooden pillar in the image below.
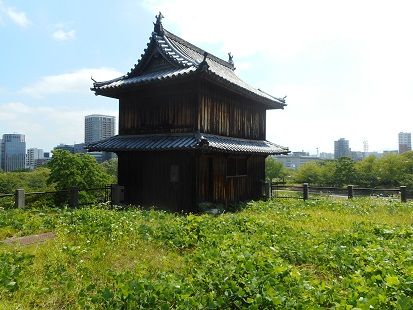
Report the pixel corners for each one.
[15,189,25,208]
[347,185,354,199]
[400,186,407,203]
[69,187,79,208]
[303,183,309,200]
[111,184,124,205]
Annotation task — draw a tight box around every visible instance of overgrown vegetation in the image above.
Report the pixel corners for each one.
[1,198,412,308]
[0,168,52,194]
[268,151,413,188]
[0,151,115,195]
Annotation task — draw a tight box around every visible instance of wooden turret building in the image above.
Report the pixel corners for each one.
[89,13,288,211]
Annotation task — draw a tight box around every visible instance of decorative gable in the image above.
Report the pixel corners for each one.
[91,12,286,110]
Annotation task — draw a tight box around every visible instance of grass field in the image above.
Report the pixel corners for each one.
[1,198,413,309]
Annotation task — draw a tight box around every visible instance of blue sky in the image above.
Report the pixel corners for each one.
[1,0,413,154]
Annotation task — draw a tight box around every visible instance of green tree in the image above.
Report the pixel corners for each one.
[318,161,336,186]
[265,157,287,182]
[101,158,118,183]
[375,153,404,187]
[332,157,356,187]
[355,156,379,187]
[0,167,51,194]
[399,151,413,188]
[293,161,323,185]
[48,150,111,190]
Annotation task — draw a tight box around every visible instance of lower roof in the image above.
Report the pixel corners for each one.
[87,132,288,155]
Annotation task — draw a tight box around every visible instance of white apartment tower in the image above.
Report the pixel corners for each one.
[85,114,115,144]
[398,132,412,154]
[26,148,44,169]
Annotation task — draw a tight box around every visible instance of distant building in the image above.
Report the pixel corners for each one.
[274,152,322,169]
[350,151,364,161]
[398,132,411,154]
[26,148,44,169]
[54,144,75,153]
[74,143,87,153]
[365,151,382,158]
[334,138,351,159]
[0,138,2,170]
[383,150,399,155]
[85,114,116,162]
[85,114,115,144]
[1,134,26,171]
[34,158,51,168]
[319,152,334,160]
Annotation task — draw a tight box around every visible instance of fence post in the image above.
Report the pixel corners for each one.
[400,186,407,203]
[69,187,79,208]
[347,185,354,199]
[268,182,272,199]
[14,189,25,208]
[111,184,124,205]
[303,183,309,200]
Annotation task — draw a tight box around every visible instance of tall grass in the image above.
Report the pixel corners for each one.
[1,197,412,308]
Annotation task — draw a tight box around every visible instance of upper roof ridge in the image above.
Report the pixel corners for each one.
[163,29,235,70]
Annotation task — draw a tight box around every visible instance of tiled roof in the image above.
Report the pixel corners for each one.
[87,133,288,155]
[92,16,286,109]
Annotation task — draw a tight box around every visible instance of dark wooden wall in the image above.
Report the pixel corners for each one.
[196,153,265,205]
[118,151,196,212]
[117,150,265,210]
[119,79,266,140]
[115,77,269,210]
[119,83,197,135]
[198,82,266,139]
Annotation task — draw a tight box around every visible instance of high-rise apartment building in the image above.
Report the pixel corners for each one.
[26,148,44,169]
[334,138,351,159]
[1,134,26,171]
[0,138,2,170]
[398,132,411,154]
[85,114,115,144]
[84,114,116,162]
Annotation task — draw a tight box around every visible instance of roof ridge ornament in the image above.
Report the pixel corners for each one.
[198,52,210,72]
[228,52,235,70]
[153,12,164,35]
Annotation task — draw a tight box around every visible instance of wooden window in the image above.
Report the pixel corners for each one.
[226,157,247,177]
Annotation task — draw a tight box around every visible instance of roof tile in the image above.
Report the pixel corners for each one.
[87,133,288,155]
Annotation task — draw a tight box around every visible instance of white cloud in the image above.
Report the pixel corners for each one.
[52,29,76,41]
[21,68,123,98]
[0,101,118,150]
[141,0,413,153]
[0,1,30,27]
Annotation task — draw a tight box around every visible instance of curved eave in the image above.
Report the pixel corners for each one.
[199,71,286,109]
[91,68,197,98]
[92,69,286,109]
[87,133,289,155]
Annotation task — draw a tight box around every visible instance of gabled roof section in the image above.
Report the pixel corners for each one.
[91,13,286,109]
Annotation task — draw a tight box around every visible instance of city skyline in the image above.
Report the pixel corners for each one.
[1,1,413,153]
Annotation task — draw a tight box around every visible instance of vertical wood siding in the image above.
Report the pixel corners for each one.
[197,82,266,139]
[118,151,196,212]
[197,153,265,205]
[119,83,197,135]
